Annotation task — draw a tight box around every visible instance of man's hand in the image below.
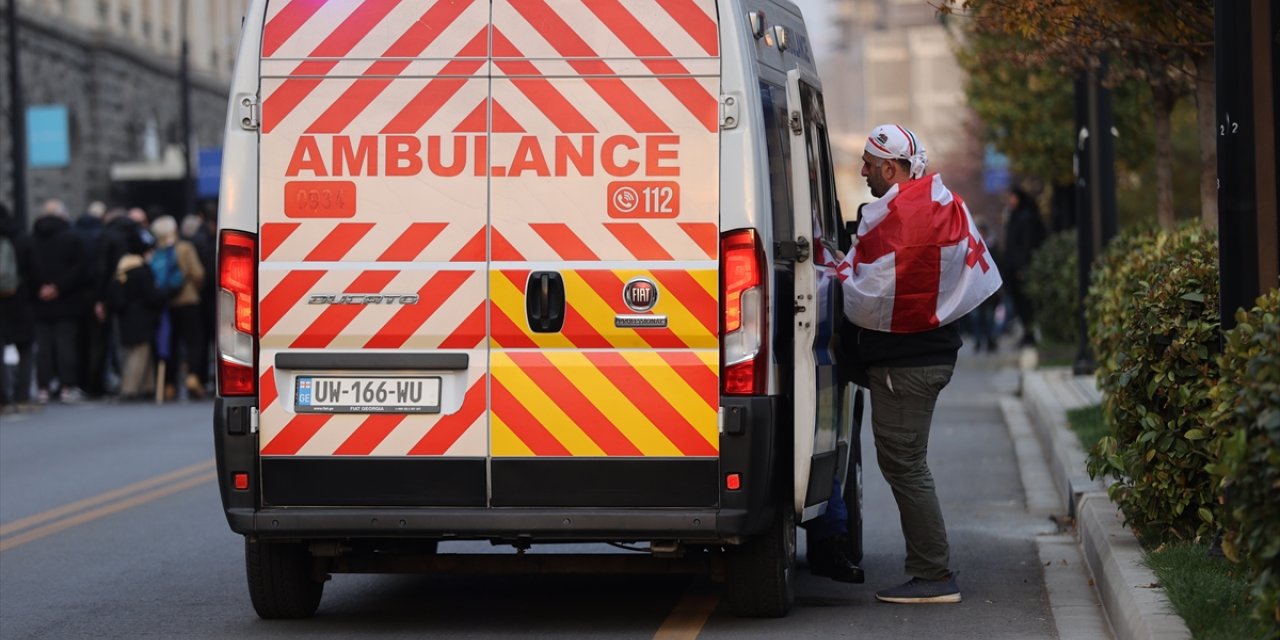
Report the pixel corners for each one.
[38,284,59,301]
[94,302,106,322]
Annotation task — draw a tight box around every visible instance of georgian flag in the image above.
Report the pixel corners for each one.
[829,174,1002,333]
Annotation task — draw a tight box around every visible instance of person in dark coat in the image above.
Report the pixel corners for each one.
[106,229,162,400]
[75,201,108,397]
[0,203,37,412]
[29,199,89,402]
[93,208,140,394]
[1002,188,1047,346]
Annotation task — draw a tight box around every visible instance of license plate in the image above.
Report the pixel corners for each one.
[295,376,441,413]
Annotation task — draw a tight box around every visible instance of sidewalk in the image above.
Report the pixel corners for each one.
[1016,364,1192,640]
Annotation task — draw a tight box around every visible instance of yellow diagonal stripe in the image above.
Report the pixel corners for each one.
[490,412,535,457]
[640,269,715,349]
[548,352,684,456]
[691,269,718,299]
[492,353,604,456]
[561,271,640,348]
[621,351,719,449]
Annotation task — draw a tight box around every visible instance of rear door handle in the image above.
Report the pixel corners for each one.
[526,271,565,333]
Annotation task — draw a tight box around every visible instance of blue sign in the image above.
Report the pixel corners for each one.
[198,147,223,198]
[27,105,70,168]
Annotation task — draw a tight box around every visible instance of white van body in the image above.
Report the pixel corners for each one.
[214,0,858,619]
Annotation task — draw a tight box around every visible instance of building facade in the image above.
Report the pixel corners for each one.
[822,0,975,205]
[2,0,249,222]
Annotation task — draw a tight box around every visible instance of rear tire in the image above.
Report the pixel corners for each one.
[245,538,325,619]
[724,500,796,618]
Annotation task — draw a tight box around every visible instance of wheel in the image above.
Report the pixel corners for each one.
[843,388,865,564]
[724,499,797,618]
[245,538,325,619]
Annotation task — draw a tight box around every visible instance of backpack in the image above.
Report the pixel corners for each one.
[0,236,18,297]
[151,245,186,298]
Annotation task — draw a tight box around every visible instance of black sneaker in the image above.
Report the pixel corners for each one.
[875,573,961,603]
[807,536,865,584]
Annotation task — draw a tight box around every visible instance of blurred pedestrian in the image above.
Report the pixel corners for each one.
[94,207,139,395]
[183,213,216,391]
[107,229,162,400]
[0,203,36,413]
[1003,188,1046,346]
[965,221,1003,353]
[75,201,109,397]
[29,199,89,403]
[150,216,205,400]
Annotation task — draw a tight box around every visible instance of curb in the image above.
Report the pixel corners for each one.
[1020,368,1191,640]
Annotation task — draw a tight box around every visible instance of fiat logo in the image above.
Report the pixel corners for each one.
[623,278,659,313]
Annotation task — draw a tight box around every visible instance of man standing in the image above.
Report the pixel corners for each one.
[834,124,1000,604]
[29,199,89,402]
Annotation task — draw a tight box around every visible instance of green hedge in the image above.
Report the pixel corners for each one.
[1026,230,1078,345]
[1085,224,1221,543]
[1209,288,1280,630]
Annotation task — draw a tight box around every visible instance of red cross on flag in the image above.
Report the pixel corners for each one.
[833,174,1002,333]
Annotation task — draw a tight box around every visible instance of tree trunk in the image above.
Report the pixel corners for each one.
[1194,51,1218,229]
[1153,84,1176,230]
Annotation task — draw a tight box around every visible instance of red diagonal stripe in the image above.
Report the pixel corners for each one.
[586,351,717,456]
[439,301,487,349]
[261,414,331,456]
[491,377,571,456]
[577,270,688,348]
[334,414,408,455]
[262,0,328,58]
[378,222,446,261]
[584,1,718,131]
[605,223,673,260]
[259,270,326,336]
[491,227,526,261]
[530,223,599,260]
[509,353,642,456]
[261,0,403,133]
[492,28,596,134]
[260,222,300,261]
[364,270,474,348]
[509,0,670,133]
[651,270,717,335]
[410,376,488,455]
[291,270,398,348]
[260,366,278,410]
[306,0,474,134]
[657,0,719,55]
[679,222,718,259]
[490,303,538,348]
[658,351,718,409]
[560,305,613,348]
[304,223,374,261]
[381,29,488,134]
[451,227,487,262]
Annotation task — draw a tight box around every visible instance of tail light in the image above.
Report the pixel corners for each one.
[721,229,767,395]
[218,230,257,396]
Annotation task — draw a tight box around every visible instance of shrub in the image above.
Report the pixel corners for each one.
[1087,224,1160,384]
[1086,224,1221,543]
[1025,230,1078,344]
[1209,287,1280,630]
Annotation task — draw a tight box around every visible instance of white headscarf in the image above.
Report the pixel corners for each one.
[865,124,929,179]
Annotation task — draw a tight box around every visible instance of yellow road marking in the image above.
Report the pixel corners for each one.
[653,582,719,640]
[0,460,216,552]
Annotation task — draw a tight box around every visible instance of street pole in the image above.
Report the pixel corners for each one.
[1216,0,1280,330]
[179,0,195,218]
[1073,58,1118,375]
[6,0,27,228]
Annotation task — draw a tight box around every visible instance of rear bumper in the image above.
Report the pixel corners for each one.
[214,394,779,542]
[225,507,750,542]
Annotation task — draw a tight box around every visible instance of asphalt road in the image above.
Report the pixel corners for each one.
[0,352,1059,639]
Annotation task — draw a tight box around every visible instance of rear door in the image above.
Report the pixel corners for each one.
[486,1,722,507]
[255,0,491,506]
[786,69,841,518]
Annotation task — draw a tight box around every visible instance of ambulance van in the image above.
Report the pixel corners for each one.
[214,0,861,619]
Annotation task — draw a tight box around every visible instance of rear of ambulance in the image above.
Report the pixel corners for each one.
[215,0,781,619]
